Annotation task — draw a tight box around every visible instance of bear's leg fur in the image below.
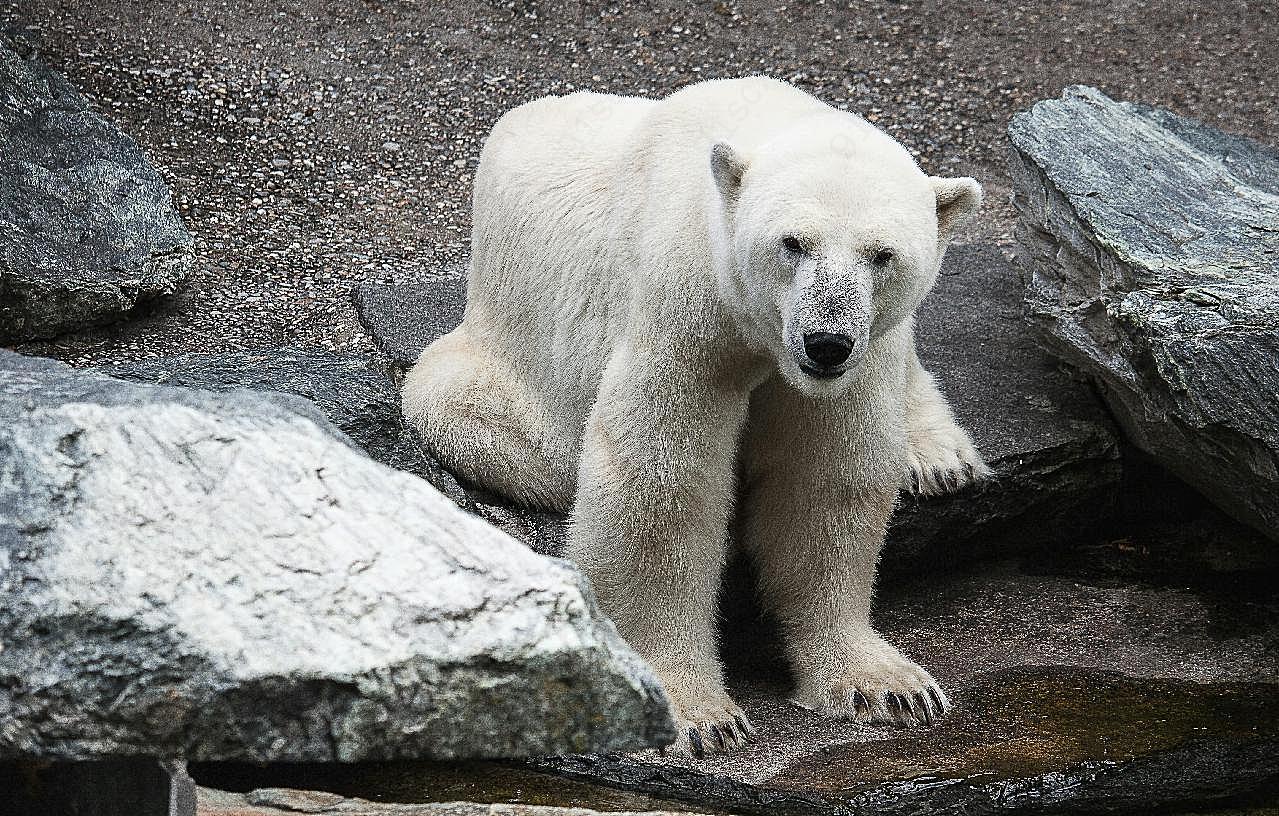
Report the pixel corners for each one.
[566,344,759,757]
[740,373,950,727]
[402,328,576,511]
[903,345,991,496]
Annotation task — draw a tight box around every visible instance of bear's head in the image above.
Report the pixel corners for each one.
[709,115,981,398]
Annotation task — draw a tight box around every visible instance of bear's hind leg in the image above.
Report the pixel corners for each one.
[402,329,575,511]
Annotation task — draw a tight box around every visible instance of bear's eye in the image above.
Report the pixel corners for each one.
[782,235,805,254]
[871,248,895,267]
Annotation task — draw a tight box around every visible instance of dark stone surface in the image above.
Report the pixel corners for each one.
[354,243,1123,570]
[1009,85,1279,543]
[0,349,674,762]
[886,242,1122,574]
[0,42,193,340]
[194,763,707,814]
[0,758,196,816]
[355,266,467,376]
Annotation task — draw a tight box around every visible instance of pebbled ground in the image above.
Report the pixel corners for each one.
[1,0,1276,365]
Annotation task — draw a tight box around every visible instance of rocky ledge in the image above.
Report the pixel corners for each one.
[198,787,704,816]
[1010,85,1279,543]
[0,42,193,340]
[0,350,673,764]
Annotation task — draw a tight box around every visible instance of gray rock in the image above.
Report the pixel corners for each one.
[98,348,462,502]
[885,243,1121,572]
[198,786,705,815]
[355,266,466,376]
[354,244,1123,570]
[0,43,193,340]
[0,350,673,762]
[1009,85,1279,542]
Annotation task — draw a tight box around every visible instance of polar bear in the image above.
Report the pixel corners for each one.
[402,76,988,757]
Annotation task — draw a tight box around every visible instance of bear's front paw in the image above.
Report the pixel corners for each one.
[904,422,992,497]
[660,685,757,758]
[792,637,950,728]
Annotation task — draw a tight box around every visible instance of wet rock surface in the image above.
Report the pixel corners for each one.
[1010,85,1279,543]
[0,349,673,762]
[0,41,192,340]
[355,242,1122,571]
[194,761,714,816]
[533,557,1279,815]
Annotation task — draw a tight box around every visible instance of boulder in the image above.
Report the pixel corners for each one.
[0,350,673,763]
[0,43,193,340]
[100,348,460,500]
[1010,85,1279,542]
[354,244,1123,571]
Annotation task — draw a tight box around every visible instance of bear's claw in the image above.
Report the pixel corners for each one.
[904,423,992,497]
[793,635,952,728]
[660,695,757,758]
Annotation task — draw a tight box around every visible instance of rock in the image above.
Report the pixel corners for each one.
[99,348,461,500]
[532,556,1279,815]
[1009,85,1279,542]
[0,350,673,762]
[197,787,705,816]
[355,267,466,376]
[354,244,1123,571]
[0,43,193,340]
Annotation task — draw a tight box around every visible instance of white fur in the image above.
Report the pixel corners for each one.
[403,77,987,756]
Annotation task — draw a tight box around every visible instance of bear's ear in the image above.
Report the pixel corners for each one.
[931,176,983,240]
[710,142,749,205]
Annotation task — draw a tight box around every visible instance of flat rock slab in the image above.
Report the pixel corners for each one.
[198,787,704,816]
[1010,85,1279,542]
[354,243,1121,571]
[0,350,673,762]
[0,43,193,340]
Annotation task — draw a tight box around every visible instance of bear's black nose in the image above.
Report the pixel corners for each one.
[803,332,853,368]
